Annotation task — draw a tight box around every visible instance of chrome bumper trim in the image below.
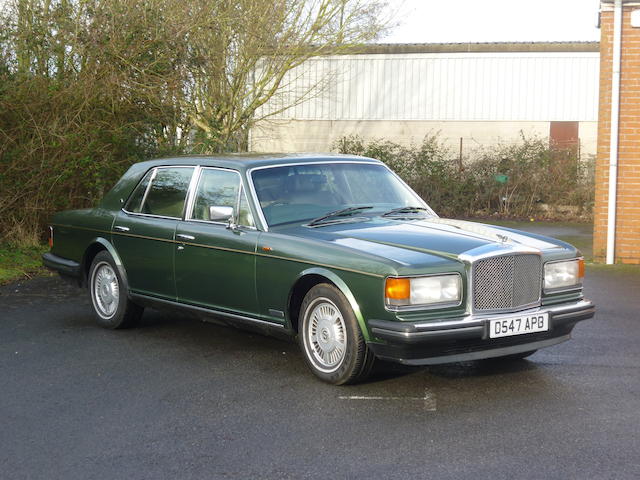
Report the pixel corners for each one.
[369,299,594,344]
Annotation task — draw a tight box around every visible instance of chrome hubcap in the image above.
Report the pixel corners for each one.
[92,262,119,319]
[306,299,347,372]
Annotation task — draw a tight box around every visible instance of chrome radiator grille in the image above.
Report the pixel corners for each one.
[473,254,542,311]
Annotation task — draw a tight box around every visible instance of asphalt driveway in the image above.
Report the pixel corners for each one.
[1,265,639,479]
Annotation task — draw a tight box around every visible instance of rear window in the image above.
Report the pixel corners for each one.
[125,167,194,218]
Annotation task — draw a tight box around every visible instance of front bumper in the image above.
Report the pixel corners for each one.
[367,299,595,365]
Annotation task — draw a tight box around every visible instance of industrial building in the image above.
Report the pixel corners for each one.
[250,42,600,160]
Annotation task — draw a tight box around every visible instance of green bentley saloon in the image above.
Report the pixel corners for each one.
[43,154,595,384]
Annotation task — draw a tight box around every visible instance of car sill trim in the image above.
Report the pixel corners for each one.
[129,293,286,329]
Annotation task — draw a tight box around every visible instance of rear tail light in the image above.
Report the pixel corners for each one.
[48,226,54,248]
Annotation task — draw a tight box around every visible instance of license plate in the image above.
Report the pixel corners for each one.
[489,313,549,338]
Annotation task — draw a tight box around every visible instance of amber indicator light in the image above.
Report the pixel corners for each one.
[385,278,410,300]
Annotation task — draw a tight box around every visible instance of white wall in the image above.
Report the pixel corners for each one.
[251,50,599,156]
[256,52,600,122]
[251,120,598,159]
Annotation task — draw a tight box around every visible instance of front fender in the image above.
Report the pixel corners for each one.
[296,267,371,341]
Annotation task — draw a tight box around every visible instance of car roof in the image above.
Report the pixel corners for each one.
[135,153,382,172]
[99,153,384,212]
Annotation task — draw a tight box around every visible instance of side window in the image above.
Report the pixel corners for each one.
[125,169,153,213]
[191,169,255,227]
[238,188,255,227]
[126,167,194,218]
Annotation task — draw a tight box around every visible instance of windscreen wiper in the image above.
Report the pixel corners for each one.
[382,206,430,217]
[307,206,374,226]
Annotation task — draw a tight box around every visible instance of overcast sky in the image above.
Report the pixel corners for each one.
[0,0,602,44]
[382,0,601,43]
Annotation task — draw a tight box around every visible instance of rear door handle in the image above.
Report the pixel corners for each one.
[113,225,130,232]
[176,234,195,241]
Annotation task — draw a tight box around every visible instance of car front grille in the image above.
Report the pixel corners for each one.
[473,254,542,311]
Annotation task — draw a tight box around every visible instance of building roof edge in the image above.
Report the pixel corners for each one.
[343,41,599,55]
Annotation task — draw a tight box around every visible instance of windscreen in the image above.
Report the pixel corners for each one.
[251,163,430,226]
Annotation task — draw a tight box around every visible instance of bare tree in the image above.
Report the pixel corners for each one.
[0,0,392,242]
[178,0,392,151]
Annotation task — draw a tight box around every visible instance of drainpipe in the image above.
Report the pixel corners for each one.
[606,0,623,264]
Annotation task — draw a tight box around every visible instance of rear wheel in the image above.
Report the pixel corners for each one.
[89,251,143,329]
[298,283,375,385]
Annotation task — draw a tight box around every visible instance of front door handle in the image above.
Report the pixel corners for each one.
[176,234,195,241]
[113,225,130,232]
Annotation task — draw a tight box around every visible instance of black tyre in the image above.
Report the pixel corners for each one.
[88,250,143,329]
[298,283,375,385]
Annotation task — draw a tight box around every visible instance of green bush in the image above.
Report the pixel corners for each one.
[334,134,594,221]
[0,0,390,245]
[0,74,172,245]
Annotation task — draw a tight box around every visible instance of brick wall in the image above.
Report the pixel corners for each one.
[594,3,640,264]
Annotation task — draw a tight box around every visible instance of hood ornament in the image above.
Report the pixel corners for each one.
[497,233,510,243]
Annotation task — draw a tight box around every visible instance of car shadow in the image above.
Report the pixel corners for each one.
[426,357,538,379]
[361,357,537,385]
[134,307,540,384]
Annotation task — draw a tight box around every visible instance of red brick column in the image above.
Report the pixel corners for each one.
[594,2,640,264]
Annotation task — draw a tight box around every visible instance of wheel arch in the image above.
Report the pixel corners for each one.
[81,238,129,294]
[287,267,370,341]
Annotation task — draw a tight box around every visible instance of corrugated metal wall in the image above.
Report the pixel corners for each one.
[257,52,599,122]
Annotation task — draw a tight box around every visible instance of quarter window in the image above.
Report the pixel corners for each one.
[191,168,254,227]
[125,167,194,218]
[237,188,254,227]
[125,170,153,213]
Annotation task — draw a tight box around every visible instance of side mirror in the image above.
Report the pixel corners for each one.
[209,206,234,222]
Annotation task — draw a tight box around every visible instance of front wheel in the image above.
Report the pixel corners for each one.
[89,250,143,329]
[298,284,375,385]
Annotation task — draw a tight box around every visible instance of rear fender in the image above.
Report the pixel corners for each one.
[83,237,131,297]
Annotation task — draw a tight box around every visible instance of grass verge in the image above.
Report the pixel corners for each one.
[0,244,52,285]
